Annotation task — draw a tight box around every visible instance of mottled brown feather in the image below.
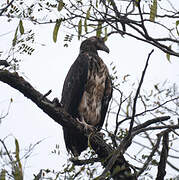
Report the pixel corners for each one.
[61,36,112,156]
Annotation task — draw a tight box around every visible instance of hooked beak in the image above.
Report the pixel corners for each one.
[102,45,110,53]
[98,37,110,53]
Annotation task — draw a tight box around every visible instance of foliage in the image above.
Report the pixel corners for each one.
[0,0,179,70]
[0,135,45,180]
[0,137,23,180]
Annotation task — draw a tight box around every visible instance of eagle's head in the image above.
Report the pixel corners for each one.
[80,36,110,54]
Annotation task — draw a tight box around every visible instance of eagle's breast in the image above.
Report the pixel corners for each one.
[78,54,108,126]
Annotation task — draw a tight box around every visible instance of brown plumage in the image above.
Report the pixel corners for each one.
[61,36,113,156]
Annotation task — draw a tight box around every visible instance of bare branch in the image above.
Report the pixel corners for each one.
[156,132,169,180]
[128,49,154,135]
[137,133,162,177]
[167,160,179,172]
[133,124,179,136]
[133,116,171,132]
[0,139,13,162]
[0,0,15,16]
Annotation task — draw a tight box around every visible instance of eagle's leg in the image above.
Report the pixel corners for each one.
[76,118,94,131]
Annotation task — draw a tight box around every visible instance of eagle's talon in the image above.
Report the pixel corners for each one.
[84,124,94,132]
[76,118,94,132]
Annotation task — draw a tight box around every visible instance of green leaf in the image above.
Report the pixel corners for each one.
[78,19,82,40]
[14,166,23,180]
[15,138,20,156]
[176,20,179,36]
[12,26,18,46]
[86,7,91,19]
[15,138,22,169]
[14,138,23,180]
[57,0,64,12]
[134,0,139,6]
[150,0,157,22]
[84,7,91,33]
[84,18,88,33]
[104,27,108,41]
[176,20,179,27]
[19,20,24,35]
[166,53,170,62]
[151,159,158,166]
[166,45,171,62]
[96,21,102,37]
[176,28,179,36]
[96,0,98,8]
[53,19,62,43]
[0,169,6,180]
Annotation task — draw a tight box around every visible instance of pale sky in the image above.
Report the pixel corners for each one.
[0,1,179,179]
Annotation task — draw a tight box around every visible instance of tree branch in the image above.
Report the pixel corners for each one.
[137,132,162,177]
[0,0,15,16]
[70,157,100,166]
[132,116,171,132]
[156,131,169,180]
[129,49,154,135]
[0,69,134,180]
[0,60,10,67]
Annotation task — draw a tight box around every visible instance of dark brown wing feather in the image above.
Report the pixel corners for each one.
[61,53,89,156]
[61,53,89,116]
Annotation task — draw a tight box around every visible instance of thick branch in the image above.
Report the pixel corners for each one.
[0,70,134,180]
[156,132,169,180]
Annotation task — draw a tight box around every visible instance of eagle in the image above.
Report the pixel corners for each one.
[61,36,113,156]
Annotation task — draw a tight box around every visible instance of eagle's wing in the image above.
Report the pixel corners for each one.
[61,53,89,117]
[97,75,113,129]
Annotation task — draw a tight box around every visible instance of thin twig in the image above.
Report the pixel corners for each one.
[137,133,162,177]
[128,49,154,136]
[0,0,15,16]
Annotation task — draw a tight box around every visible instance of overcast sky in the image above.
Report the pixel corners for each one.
[0,1,179,179]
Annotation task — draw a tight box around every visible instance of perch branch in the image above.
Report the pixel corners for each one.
[0,69,134,180]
